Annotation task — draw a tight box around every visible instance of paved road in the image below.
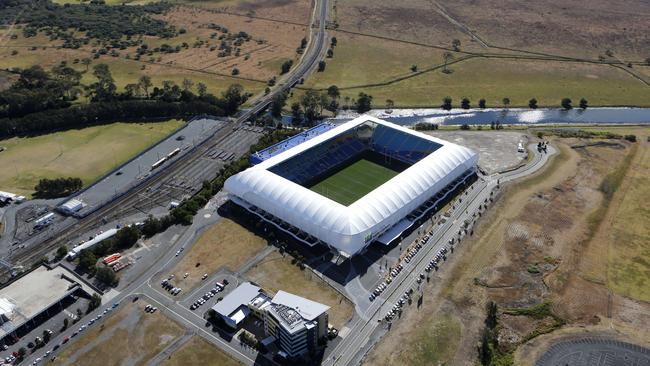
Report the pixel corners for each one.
[18,0,329,363]
[326,144,556,366]
[536,337,650,366]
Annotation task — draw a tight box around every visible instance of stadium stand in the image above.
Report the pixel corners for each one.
[250,122,337,165]
[269,122,442,186]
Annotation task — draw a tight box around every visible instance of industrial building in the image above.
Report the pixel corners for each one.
[0,265,97,344]
[211,284,330,358]
[0,191,25,205]
[264,291,329,358]
[211,282,269,329]
[225,116,478,257]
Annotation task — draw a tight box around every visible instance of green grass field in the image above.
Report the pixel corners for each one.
[0,120,183,197]
[300,32,650,107]
[308,158,399,206]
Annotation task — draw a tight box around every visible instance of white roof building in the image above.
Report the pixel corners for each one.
[225,115,478,257]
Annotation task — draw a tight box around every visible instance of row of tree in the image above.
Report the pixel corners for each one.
[0,64,248,138]
[33,177,82,199]
[75,225,140,286]
[440,97,589,111]
[270,86,373,126]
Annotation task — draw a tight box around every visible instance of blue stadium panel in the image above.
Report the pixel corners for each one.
[250,122,337,165]
[370,125,442,164]
[267,121,442,187]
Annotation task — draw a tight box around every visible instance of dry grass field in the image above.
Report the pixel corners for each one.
[0,0,311,97]
[53,300,184,366]
[164,218,268,291]
[0,120,182,197]
[162,336,243,366]
[364,129,650,366]
[300,0,650,107]
[244,251,354,329]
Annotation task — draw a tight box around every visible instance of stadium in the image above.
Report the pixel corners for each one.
[225,116,478,257]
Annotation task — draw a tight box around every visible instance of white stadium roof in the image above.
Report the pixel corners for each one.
[225,115,478,256]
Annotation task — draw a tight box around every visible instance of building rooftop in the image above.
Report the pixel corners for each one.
[212,282,262,318]
[271,291,329,322]
[0,266,96,337]
[225,115,478,256]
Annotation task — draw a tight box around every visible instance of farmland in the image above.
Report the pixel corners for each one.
[0,120,182,197]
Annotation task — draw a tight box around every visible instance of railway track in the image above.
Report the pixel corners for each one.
[4,0,329,279]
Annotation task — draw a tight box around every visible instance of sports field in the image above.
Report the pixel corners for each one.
[308,158,399,206]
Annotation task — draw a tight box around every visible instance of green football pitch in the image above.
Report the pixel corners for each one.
[308,158,400,206]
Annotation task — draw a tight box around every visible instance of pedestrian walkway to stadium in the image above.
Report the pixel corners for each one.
[250,122,337,165]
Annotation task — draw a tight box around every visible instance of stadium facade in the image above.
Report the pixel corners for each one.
[225,116,478,257]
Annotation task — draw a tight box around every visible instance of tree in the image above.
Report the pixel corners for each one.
[138,75,152,98]
[221,84,246,115]
[452,39,461,51]
[478,327,492,365]
[410,64,418,72]
[485,301,498,329]
[356,92,373,113]
[327,85,340,100]
[561,98,572,110]
[124,83,140,98]
[441,96,452,111]
[300,90,323,123]
[579,98,588,109]
[528,98,538,109]
[442,52,453,73]
[77,250,97,273]
[87,293,101,313]
[502,97,510,109]
[460,123,470,130]
[290,102,303,125]
[231,68,240,76]
[270,91,288,118]
[42,329,51,343]
[88,64,116,102]
[317,60,326,72]
[461,97,470,109]
[478,99,486,109]
[17,347,26,359]
[55,245,69,260]
[114,226,139,250]
[327,48,334,58]
[385,99,395,110]
[330,37,337,47]
[96,266,118,286]
[62,318,69,330]
[181,78,193,92]
[81,58,92,72]
[196,82,207,97]
[280,60,293,74]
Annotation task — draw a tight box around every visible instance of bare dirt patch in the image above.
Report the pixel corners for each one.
[53,300,184,366]
[162,336,243,366]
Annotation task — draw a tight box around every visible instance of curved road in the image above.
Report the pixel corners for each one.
[3,0,330,279]
[327,144,557,366]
